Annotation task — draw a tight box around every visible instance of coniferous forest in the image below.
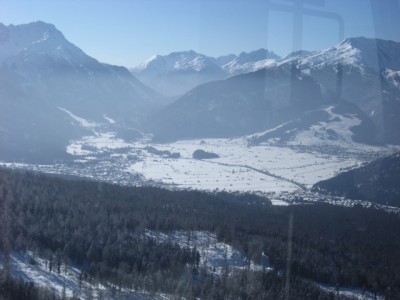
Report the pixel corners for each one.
[1,168,400,299]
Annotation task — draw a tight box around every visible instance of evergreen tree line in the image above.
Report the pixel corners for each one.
[1,168,400,299]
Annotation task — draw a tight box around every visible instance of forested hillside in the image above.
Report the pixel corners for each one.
[314,152,400,206]
[1,168,400,299]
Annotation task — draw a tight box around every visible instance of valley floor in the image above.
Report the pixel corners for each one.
[2,132,398,209]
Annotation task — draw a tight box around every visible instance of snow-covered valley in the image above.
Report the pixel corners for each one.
[2,124,397,201]
[1,110,398,300]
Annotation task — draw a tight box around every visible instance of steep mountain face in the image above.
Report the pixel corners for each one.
[150,66,324,142]
[150,37,400,144]
[300,37,400,72]
[0,21,159,162]
[131,49,282,97]
[297,37,400,144]
[313,152,400,207]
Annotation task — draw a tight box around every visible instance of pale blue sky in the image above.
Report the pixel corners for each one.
[1,0,399,67]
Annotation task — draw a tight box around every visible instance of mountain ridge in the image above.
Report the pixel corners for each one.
[0,21,161,162]
[131,48,283,96]
[149,37,400,145]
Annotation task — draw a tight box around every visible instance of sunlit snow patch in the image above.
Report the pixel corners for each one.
[58,107,97,129]
[289,106,361,146]
[103,114,116,124]
[145,230,268,275]
[66,132,132,156]
[317,282,384,300]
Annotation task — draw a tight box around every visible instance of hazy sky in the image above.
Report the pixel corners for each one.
[1,0,399,67]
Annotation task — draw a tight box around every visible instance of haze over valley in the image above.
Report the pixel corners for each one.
[1,8,400,299]
[1,21,399,200]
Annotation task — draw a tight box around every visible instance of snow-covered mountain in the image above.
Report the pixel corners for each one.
[277,50,315,65]
[134,37,400,98]
[0,21,160,162]
[149,67,324,142]
[149,37,400,145]
[133,50,219,73]
[131,49,282,96]
[131,50,225,97]
[221,48,280,76]
[294,37,400,145]
[299,37,400,72]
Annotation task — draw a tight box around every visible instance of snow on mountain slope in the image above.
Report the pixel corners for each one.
[249,102,379,148]
[0,21,159,113]
[215,53,236,66]
[58,107,98,129]
[146,37,400,145]
[133,37,400,86]
[221,49,280,75]
[299,37,400,72]
[131,50,225,96]
[222,58,276,76]
[277,50,315,66]
[131,49,282,96]
[383,69,400,88]
[132,50,220,74]
[290,106,360,145]
[132,49,281,76]
[0,21,160,162]
[0,21,97,69]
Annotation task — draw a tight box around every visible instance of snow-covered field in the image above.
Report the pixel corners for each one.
[2,128,397,199]
[2,108,399,204]
[137,137,378,191]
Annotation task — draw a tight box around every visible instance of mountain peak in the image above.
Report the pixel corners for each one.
[168,50,202,58]
[279,50,315,64]
[336,36,380,51]
[0,21,91,66]
[336,37,400,71]
[220,49,280,76]
[0,21,160,161]
[236,48,280,64]
[26,20,57,31]
[298,36,400,72]
[132,50,215,75]
[8,20,63,40]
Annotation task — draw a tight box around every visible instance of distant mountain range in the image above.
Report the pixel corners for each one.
[1,21,400,162]
[150,37,400,145]
[0,21,161,162]
[131,49,281,96]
